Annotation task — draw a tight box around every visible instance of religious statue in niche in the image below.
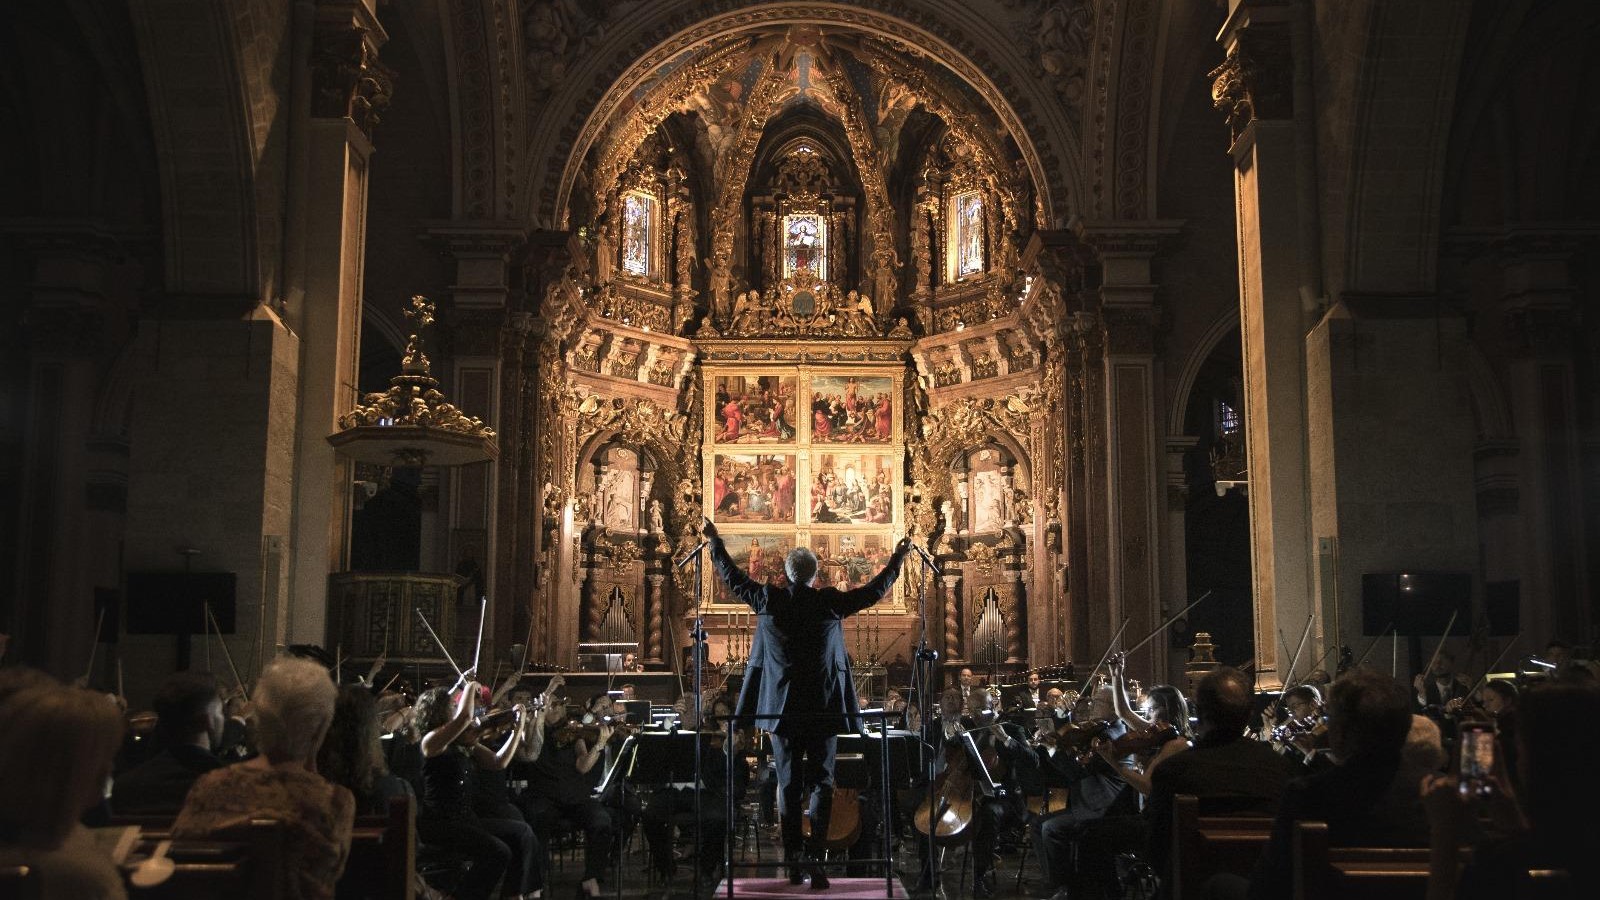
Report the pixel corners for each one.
[810,375,894,444]
[954,191,985,278]
[649,499,665,535]
[620,192,653,277]
[596,447,640,532]
[811,452,895,525]
[712,454,797,524]
[968,447,1011,534]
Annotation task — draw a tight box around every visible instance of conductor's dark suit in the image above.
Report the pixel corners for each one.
[708,533,908,858]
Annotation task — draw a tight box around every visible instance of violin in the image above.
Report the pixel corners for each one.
[1108,722,1179,757]
[552,717,635,745]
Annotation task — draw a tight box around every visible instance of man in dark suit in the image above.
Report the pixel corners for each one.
[1144,667,1298,888]
[111,672,225,814]
[703,517,910,888]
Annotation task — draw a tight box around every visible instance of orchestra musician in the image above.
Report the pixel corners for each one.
[702,517,910,889]
[516,678,617,900]
[1032,684,1136,900]
[1413,648,1471,739]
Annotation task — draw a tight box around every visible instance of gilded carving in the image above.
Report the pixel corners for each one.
[1209,23,1293,145]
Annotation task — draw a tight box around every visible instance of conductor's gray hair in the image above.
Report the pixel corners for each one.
[785,547,819,585]
[251,656,338,763]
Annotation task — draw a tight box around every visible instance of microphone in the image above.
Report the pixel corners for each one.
[911,542,941,575]
[675,539,710,569]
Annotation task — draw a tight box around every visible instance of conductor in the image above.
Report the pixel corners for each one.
[702,517,911,888]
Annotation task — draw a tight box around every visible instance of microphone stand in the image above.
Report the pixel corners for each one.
[909,543,940,891]
[676,535,710,899]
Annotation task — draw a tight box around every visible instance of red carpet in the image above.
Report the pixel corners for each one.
[711,877,908,899]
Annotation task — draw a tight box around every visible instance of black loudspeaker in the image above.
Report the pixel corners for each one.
[1361,572,1471,636]
[124,572,237,635]
[1484,580,1520,636]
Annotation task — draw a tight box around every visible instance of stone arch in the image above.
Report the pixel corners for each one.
[129,0,279,297]
[1168,307,1243,435]
[525,2,1083,231]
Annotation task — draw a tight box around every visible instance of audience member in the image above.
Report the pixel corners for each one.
[317,685,412,816]
[1423,682,1600,900]
[1145,667,1296,886]
[174,656,355,900]
[0,684,127,900]
[1247,667,1425,899]
[111,671,224,814]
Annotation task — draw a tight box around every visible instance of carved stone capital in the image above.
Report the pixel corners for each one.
[312,0,393,138]
[1211,7,1293,145]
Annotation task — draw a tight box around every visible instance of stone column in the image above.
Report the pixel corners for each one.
[1077,222,1181,679]
[286,0,390,646]
[8,228,133,676]
[425,225,526,658]
[1494,230,1593,643]
[1164,436,1199,678]
[1214,3,1314,686]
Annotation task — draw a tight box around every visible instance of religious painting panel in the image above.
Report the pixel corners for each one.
[811,532,896,591]
[808,375,894,444]
[713,532,796,603]
[710,453,798,524]
[809,451,895,526]
[621,191,654,278]
[711,375,799,444]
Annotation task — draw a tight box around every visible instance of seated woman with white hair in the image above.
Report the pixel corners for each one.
[175,656,355,900]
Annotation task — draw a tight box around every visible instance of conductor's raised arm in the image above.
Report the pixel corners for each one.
[704,517,766,608]
[833,536,914,615]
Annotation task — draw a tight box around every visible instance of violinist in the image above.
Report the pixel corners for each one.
[1032,685,1137,900]
[1091,653,1191,796]
[1413,648,1471,740]
[413,679,543,900]
[1268,685,1331,768]
[516,677,617,900]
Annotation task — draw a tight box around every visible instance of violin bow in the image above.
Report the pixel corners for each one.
[471,596,488,684]
[415,609,466,684]
[83,605,108,686]
[1419,609,1460,683]
[1122,590,1215,657]
[1280,614,1317,688]
[1349,622,1394,672]
[1464,636,1522,699]
[1075,617,1133,706]
[206,603,249,702]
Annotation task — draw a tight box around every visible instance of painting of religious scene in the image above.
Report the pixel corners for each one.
[811,533,895,592]
[713,375,798,444]
[711,454,797,524]
[809,375,894,444]
[715,533,794,602]
[810,452,895,525]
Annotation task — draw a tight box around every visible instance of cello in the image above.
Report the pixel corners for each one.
[803,754,865,851]
[913,719,980,845]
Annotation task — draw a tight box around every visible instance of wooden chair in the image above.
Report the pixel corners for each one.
[337,795,416,900]
[1168,794,1275,900]
[1291,821,1440,900]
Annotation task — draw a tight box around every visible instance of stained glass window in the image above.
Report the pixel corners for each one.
[782,213,827,281]
[621,192,653,277]
[954,191,985,277]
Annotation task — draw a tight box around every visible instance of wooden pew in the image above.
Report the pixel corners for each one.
[1168,794,1275,900]
[112,795,418,900]
[1291,821,1445,900]
[131,818,285,900]
[337,795,415,900]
